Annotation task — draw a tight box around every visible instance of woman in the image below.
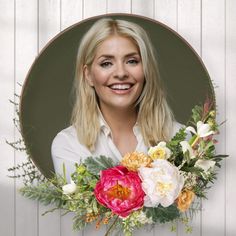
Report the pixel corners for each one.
[51,18,181,179]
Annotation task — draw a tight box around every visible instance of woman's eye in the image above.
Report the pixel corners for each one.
[127,59,139,65]
[100,61,112,68]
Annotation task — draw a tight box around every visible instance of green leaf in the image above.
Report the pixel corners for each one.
[191,105,203,124]
[144,205,180,223]
[168,128,187,146]
[84,155,117,175]
[19,184,64,207]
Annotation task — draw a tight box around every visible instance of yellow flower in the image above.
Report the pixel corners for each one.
[176,189,195,212]
[207,118,215,127]
[148,142,171,160]
[121,151,152,171]
[209,110,216,117]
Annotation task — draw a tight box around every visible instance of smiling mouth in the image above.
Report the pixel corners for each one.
[108,83,134,90]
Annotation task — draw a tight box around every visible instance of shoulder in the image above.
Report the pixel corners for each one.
[52,126,77,145]
[51,125,91,161]
[172,121,185,137]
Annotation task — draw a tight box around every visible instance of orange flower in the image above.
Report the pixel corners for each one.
[121,151,152,171]
[176,189,195,212]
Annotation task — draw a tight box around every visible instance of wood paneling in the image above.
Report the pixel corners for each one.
[14,1,38,236]
[132,0,154,17]
[84,0,106,18]
[225,0,236,235]
[202,1,226,234]
[107,0,131,13]
[155,0,177,30]
[0,1,15,236]
[0,0,235,235]
[38,1,61,235]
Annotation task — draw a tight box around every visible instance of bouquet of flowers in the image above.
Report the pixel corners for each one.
[11,100,226,236]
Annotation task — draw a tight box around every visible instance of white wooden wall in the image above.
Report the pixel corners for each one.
[0,1,235,236]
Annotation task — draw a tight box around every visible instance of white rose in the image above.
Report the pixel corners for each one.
[195,159,215,172]
[62,179,77,195]
[148,141,171,160]
[138,159,184,207]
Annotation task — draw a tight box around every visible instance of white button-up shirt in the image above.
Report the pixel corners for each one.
[51,115,182,180]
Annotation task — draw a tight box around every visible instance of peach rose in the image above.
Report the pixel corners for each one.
[121,151,152,171]
[176,189,195,212]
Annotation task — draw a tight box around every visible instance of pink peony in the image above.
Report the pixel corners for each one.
[94,165,145,217]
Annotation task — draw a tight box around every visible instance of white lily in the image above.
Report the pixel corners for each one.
[180,141,195,159]
[195,159,215,173]
[62,179,77,195]
[186,121,214,138]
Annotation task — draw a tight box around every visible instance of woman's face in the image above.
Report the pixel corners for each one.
[84,35,145,112]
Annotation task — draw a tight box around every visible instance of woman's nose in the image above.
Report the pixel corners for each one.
[113,63,128,80]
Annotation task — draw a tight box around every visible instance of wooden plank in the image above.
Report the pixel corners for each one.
[61,0,83,29]
[60,2,83,235]
[154,0,177,30]
[83,0,106,18]
[60,212,82,236]
[107,0,131,13]
[201,1,226,235]
[14,1,38,235]
[177,1,201,236]
[132,0,154,18]
[0,1,15,236]
[178,0,201,53]
[38,1,61,235]
[154,223,176,236]
[38,0,61,51]
[225,0,236,235]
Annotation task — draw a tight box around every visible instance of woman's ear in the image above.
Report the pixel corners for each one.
[83,65,94,86]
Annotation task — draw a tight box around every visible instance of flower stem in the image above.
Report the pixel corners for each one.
[104,215,119,236]
[191,136,199,148]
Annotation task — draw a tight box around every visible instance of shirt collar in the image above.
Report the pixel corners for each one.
[98,108,111,137]
[97,107,140,137]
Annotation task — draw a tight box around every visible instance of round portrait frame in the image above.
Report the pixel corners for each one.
[20,13,215,178]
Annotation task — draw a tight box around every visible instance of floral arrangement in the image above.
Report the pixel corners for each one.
[9,99,227,236]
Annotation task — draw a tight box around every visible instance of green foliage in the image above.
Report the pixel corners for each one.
[169,127,187,146]
[167,128,187,166]
[182,200,201,222]
[7,95,227,235]
[7,92,45,185]
[72,211,87,231]
[19,182,64,208]
[213,154,228,167]
[83,155,118,175]
[122,210,153,236]
[144,205,180,223]
[190,105,203,125]
[8,159,45,185]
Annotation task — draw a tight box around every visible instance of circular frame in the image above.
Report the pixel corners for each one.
[20,13,215,178]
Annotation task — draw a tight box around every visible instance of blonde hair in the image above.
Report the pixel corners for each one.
[71,18,174,151]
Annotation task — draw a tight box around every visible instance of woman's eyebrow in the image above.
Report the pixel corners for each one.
[124,52,140,58]
[98,52,140,60]
[98,54,114,59]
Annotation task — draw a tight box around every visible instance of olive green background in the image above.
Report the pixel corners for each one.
[20,14,215,178]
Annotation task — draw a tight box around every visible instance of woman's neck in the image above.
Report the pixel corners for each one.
[100,105,138,134]
[99,105,139,156]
